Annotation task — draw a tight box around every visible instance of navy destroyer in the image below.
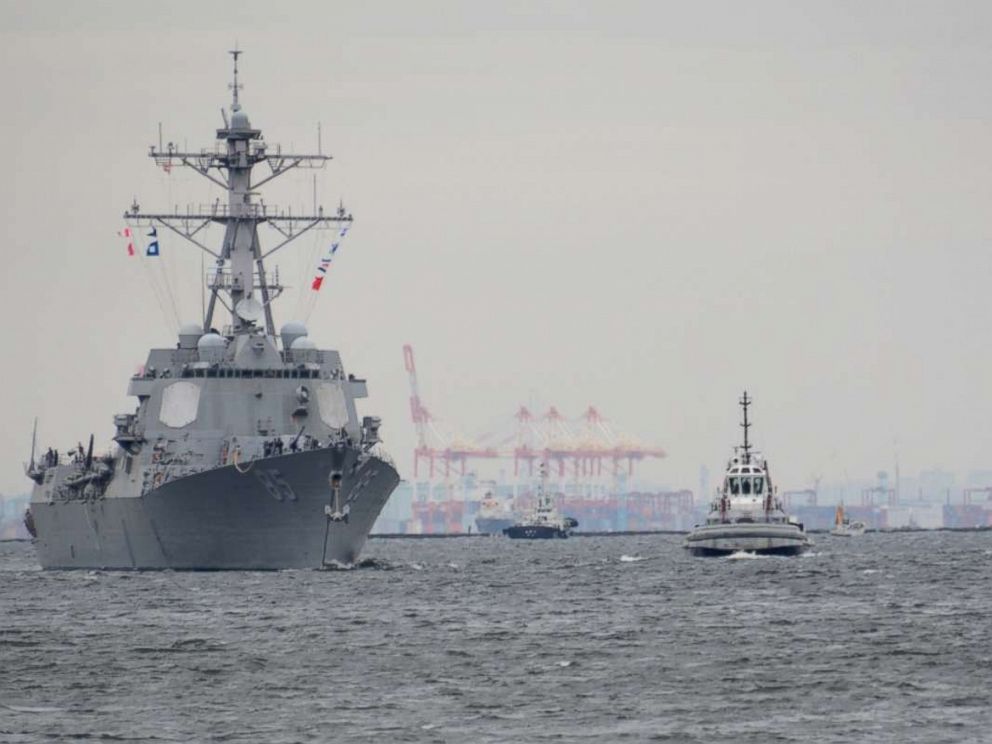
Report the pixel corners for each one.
[23,51,399,569]
[684,392,811,556]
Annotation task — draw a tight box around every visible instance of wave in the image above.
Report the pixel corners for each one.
[726,550,761,560]
[320,557,400,571]
[1,704,66,714]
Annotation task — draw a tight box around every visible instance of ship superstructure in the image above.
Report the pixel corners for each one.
[24,51,399,569]
[475,491,515,535]
[684,392,811,557]
[830,504,866,537]
[503,464,578,539]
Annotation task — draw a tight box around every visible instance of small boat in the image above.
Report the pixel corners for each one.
[503,465,578,539]
[830,504,866,536]
[475,491,515,535]
[684,392,812,557]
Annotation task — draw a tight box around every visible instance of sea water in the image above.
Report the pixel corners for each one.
[1,532,990,743]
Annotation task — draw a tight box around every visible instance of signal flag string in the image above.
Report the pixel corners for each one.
[118,224,181,332]
[118,227,135,256]
[310,224,351,292]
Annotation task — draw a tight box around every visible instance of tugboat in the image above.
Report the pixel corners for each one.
[503,465,578,539]
[22,51,399,569]
[830,503,866,536]
[684,392,812,557]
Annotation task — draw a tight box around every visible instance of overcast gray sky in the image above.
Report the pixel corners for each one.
[1,0,990,496]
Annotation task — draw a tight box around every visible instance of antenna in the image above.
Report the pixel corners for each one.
[201,251,205,324]
[29,417,37,471]
[229,46,243,109]
[739,390,752,463]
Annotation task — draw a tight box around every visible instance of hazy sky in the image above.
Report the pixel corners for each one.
[1,1,990,496]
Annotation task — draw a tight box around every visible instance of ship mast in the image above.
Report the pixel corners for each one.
[125,50,351,337]
[538,460,550,509]
[739,390,752,464]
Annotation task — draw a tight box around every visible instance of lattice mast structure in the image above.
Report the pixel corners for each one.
[126,50,350,336]
[738,390,752,464]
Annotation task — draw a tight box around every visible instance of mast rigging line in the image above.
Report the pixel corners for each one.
[153,250,182,331]
[302,221,352,322]
[127,229,180,333]
[292,229,325,321]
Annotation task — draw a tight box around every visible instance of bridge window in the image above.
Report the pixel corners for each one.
[741,478,752,495]
[754,477,764,495]
[729,477,740,495]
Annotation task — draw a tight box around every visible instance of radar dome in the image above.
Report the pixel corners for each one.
[178,323,204,350]
[280,321,308,351]
[231,108,252,130]
[290,336,318,363]
[197,333,227,364]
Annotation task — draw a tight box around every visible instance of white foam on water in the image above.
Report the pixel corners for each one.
[619,554,647,563]
[556,660,573,667]
[2,704,66,713]
[727,550,761,560]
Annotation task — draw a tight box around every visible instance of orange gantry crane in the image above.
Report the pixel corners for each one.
[403,344,499,478]
[403,344,665,481]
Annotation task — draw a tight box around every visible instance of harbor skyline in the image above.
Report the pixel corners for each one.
[1,1,990,497]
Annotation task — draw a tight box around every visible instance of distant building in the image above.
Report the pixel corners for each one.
[918,468,956,503]
[965,470,992,488]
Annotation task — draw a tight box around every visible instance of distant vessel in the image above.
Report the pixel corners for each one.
[503,465,578,539]
[830,504,866,537]
[475,492,514,535]
[23,51,399,569]
[684,392,812,557]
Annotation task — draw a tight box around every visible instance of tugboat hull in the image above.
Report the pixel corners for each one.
[684,523,811,557]
[503,524,569,539]
[31,448,399,570]
[830,523,866,537]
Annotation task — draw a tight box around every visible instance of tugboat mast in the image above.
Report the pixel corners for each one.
[739,390,752,464]
[125,50,351,338]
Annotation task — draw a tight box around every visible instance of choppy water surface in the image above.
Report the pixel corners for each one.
[1,532,990,743]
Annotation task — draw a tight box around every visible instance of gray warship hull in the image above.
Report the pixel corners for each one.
[683,522,812,557]
[32,448,399,570]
